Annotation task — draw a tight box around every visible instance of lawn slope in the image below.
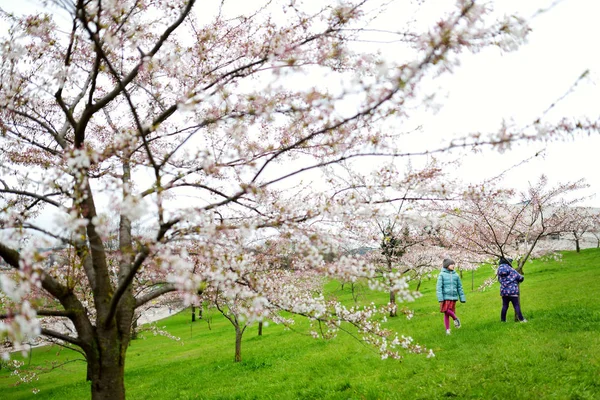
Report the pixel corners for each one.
[1,248,599,399]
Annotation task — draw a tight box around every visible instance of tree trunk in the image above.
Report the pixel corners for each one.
[351,283,358,303]
[258,321,263,336]
[386,257,397,317]
[191,305,196,322]
[86,330,129,400]
[516,260,525,275]
[389,291,397,317]
[89,358,126,400]
[575,237,581,253]
[234,328,243,362]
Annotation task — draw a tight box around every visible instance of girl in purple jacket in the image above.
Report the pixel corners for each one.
[497,257,527,322]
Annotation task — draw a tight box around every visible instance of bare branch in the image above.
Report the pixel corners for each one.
[41,328,82,347]
[0,242,20,269]
[135,284,178,308]
[37,310,75,318]
[0,188,63,208]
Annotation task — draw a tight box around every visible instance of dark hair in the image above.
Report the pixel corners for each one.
[499,257,513,266]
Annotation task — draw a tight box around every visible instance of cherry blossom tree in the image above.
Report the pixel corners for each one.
[400,243,456,292]
[185,231,432,363]
[204,287,252,363]
[374,219,435,316]
[193,238,303,363]
[0,0,590,398]
[436,176,588,273]
[433,176,588,321]
[202,265,319,363]
[325,158,454,315]
[563,207,596,253]
[590,212,600,248]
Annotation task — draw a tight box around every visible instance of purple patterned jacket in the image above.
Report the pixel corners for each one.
[497,263,524,296]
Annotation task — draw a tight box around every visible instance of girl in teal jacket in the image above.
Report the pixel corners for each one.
[436,258,466,335]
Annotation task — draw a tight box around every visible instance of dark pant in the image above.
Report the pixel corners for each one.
[501,296,525,321]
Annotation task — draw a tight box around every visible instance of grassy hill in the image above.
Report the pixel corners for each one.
[1,249,599,399]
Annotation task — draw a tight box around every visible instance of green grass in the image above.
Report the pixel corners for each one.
[2,248,599,399]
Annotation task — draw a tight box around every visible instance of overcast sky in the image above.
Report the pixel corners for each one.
[422,0,600,205]
[1,0,598,207]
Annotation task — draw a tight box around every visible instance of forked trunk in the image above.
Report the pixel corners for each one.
[87,335,128,400]
[516,260,525,275]
[89,358,126,400]
[84,307,133,400]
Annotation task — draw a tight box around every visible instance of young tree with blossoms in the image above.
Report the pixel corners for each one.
[204,287,253,363]
[563,207,596,253]
[375,219,439,316]
[400,243,456,292]
[327,158,453,316]
[188,232,430,363]
[191,237,310,363]
[434,176,588,321]
[590,212,600,249]
[0,0,590,398]
[436,176,588,273]
[201,263,320,363]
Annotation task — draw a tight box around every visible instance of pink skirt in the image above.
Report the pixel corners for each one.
[440,300,457,313]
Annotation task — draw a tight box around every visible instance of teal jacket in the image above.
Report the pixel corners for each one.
[436,268,466,302]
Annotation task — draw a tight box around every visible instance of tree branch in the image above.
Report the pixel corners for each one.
[135,283,178,308]
[40,328,82,347]
[37,310,75,318]
[0,242,20,269]
[0,188,62,208]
